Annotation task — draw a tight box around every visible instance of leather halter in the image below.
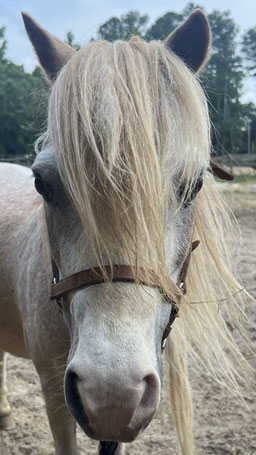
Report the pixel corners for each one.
[50,158,231,303]
[50,241,200,303]
[50,160,232,348]
[50,241,200,349]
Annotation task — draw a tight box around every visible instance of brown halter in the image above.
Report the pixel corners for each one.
[50,240,200,349]
[50,245,198,303]
[50,160,232,348]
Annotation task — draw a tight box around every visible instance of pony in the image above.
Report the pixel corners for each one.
[0,9,252,455]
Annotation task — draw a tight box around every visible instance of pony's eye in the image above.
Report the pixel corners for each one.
[177,178,203,208]
[34,176,52,203]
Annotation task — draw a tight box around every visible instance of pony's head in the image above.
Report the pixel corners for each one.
[23,10,211,443]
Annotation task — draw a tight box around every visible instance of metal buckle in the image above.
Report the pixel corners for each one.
[161,338,167,350]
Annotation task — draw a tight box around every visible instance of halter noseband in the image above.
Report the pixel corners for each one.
[50,240,200,303]
[50,240,200,349]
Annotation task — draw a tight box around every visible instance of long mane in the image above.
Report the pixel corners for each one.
[39,37,254,454]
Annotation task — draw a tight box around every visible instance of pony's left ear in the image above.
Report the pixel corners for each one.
[165,9,210,73]
[21,12,76,82]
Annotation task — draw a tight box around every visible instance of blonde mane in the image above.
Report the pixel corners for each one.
[40,37,254,455]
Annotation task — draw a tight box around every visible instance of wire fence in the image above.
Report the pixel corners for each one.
[0,154,35,167]
[1,152,256,170]
[214,153,256,169]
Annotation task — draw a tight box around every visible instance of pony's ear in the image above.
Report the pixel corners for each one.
[165,9,210,73]
[21,12,76,82]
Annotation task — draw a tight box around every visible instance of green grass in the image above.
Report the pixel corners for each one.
[231,175,256,183]
[216,175,256,184]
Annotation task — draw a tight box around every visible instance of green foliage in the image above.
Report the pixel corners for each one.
[65,31,81,50]
[241,27,256,76]
[241,102,256,153]
[0,26,7,61]
[182,2,205,17]
[146,12,183,40]
[98,11,149,41]
[200,10,245,154]
[1,4,256,160]
[0,27,47,157]
[97,5,253,156]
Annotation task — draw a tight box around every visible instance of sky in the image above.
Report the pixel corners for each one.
[1,0,256,102]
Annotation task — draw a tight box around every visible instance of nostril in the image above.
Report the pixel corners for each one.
[64,369,92,434]
[65,370,82,411]
[139,373,160,408]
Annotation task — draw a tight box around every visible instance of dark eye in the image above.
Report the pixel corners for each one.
[34,176,52,203]
[177,178,203,208]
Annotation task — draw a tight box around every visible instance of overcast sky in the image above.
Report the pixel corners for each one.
[1,0,256,101]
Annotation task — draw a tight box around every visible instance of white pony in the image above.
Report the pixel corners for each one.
[0,9,252,455]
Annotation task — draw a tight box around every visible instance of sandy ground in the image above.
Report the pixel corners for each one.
[0,192,255,455]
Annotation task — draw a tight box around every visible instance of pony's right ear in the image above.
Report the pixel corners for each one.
[21,12,76,82]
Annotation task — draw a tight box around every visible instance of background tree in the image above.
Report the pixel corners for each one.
[182,2,205,17]
[201,10,245,154]
[241,27,256,76]
[0,26,7,61]
[97,11,149,41]
[241,102,256,153]
[97,5,248,155]
[65,31,81,50]
[1,4,256,160]
[0,27,47,157]
[146,12,183,40]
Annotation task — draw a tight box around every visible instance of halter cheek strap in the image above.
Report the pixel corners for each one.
[160,239,200,349]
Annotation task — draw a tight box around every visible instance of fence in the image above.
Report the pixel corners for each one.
[214,153,256,169]
[0,154,35,167]
[1,152,256,170]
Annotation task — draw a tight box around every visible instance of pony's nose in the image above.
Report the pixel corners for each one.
[65,366,160,442]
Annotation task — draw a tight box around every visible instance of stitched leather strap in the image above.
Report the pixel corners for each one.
[209,159,233,181]
[178,240,200,294]
[51,265,174,301]
[50,158,232,303]
[50,241,200,302]
[50,158,231,304]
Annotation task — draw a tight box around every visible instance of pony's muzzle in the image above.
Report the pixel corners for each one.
[65,365,160,442]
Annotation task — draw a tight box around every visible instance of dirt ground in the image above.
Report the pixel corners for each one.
[0,191,255,455]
